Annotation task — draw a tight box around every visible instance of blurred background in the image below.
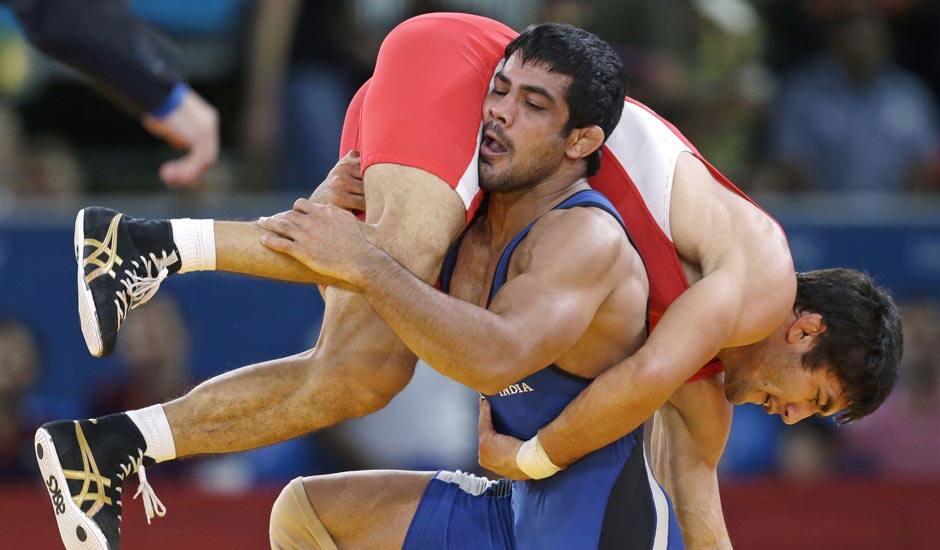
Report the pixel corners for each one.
[1,0,939,548]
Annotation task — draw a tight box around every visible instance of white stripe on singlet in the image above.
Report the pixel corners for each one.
[603,101,691,241]
[435,470,495,496]
[454,129,483,209]
[454,59,509,210]
[642,446,670,549]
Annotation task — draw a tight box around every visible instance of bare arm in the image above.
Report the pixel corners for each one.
[538,153,795,467]
[649,378,733,549]
[7,0,219,186]
[260,204,629,393]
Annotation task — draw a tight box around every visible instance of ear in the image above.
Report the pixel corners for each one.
[785,311,827,352]
[565,125,605,162]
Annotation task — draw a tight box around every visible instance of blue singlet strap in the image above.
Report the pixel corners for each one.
[485,189,628,307]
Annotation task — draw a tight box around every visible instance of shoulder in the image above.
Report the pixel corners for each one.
[515,205,639,283]
[672,153,796,344]
[672,152,787,247]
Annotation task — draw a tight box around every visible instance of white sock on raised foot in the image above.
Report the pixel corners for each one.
[169,218,216,274]
[126,404,177,463]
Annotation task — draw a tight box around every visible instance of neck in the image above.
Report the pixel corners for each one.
[717,340,763,379]
[485,172,589,244]
[716,346,742,376]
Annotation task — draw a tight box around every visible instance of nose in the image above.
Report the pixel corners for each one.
[487,95,511,126]
[780,402,814,425]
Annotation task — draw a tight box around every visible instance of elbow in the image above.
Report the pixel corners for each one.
[426,356,510,395]
[475,339,535,395]
[477,357,535,395]
[475,364,516,395]
[634,351,677,400]
[477,380,505,396]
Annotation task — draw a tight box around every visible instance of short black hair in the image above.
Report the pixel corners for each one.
[795,269,902,423]
[503,23,625,176]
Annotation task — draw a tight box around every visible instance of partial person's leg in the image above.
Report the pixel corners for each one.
[74,81,371,358]
[270,470,514,550]
[165,165,465,456]
[161,12,511,455]
[37,15,506,550]
[212,78,371,287]
[212,220,344,285]
[33,166,463,549]
[270,471,435,550]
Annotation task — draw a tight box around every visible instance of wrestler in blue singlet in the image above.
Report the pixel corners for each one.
[403,190,685,550]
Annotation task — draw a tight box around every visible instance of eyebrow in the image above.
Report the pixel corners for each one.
[494,71,557,104]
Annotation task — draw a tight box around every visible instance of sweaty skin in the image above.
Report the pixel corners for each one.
[532,151,795,466]
[262,55,657,547]
[476,151,794,548]
[213,152,366,287]
[266,188,650,549]
[162,163,465,457]
[263,54,752,547]
[258,55,648,399]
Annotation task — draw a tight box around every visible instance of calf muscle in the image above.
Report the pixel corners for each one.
[163,165,466,458]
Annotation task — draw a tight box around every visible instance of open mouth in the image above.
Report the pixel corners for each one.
[481,130,509,156]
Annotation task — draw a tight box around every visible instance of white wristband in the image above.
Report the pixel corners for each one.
[515,435,562,479]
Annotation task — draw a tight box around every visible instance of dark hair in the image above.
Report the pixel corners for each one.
[795,269,902,423]
[503,23,625,176]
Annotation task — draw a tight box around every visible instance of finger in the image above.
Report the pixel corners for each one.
[293,197,315,214]
[326,193,360,212]
[259,211,297,227]
[340,174,366,194]
[258,216,301,240]
[275,209,314,231]
[160,154,207,187]
[339,160,364,180]
[160,138,217,187]
[340,192,366,212]
[259,234,296,255]
[340,150,361,164]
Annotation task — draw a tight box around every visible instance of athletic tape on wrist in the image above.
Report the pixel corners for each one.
[515,435,562,479]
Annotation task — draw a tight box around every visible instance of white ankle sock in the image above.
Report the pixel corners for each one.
[126,405,177,463]
[170,218,216,274]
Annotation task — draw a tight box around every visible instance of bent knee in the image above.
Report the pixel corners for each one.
[270,477,338,550]
[334,359,416,418]
[362,164,465,281]
[300,348,416,420]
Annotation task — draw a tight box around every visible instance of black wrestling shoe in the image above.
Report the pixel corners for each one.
[35,414,165,550]
[75,207,180,357]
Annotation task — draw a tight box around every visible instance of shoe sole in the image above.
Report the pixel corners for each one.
[35,428,110,550]
[75,209,105,358]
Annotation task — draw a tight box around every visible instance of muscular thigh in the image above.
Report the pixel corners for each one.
[303,470,435,550]
[312,13,506,395]
[314,164,465,402]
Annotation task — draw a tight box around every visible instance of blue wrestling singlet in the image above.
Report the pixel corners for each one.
[403,190,684,549]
